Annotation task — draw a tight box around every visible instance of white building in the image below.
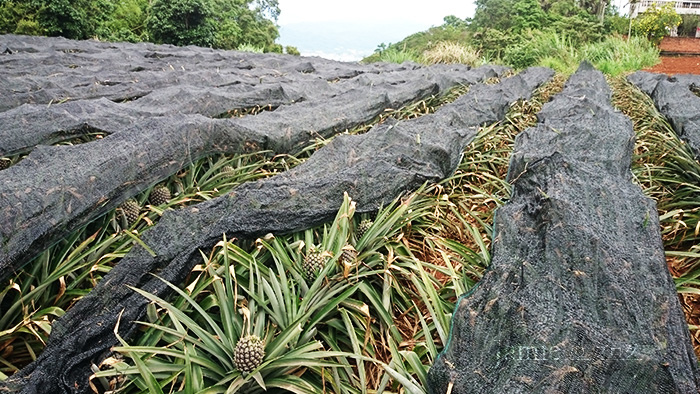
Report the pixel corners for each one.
[630,0,700,18]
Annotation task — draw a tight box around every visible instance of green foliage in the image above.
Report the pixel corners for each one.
[285,45,300,56]
[470,28,517,60]
[678,13,700,37]
[97,0,148,42]
[37,0,113,39]
[548,13,605,43]
[222,2,280,52]
[583,35,658,75]
[363,24,474,64]
[502,30,574,69]
[633,2,682,45]
[364,0,647,73]
[604,13,630,35]
[377,47,420,64]
[499,30,657,74]
[0,0,280,51]
[209,0,243,49]
[146,0,216,47]
[443,15,468,29]
[512,0,546,32]
[471,0,516,31]
[0,2,41,35]
[237,43,265,53]
[14,18,42,35]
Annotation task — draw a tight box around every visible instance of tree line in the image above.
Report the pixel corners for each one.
[0,0,298,54]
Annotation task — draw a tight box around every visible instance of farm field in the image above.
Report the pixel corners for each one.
[1,34,699,393]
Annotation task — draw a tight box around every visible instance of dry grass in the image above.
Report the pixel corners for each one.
[421,41,482,66]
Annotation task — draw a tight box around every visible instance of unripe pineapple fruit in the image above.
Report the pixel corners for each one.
[340,244,357,267]
[0,159,9,170]
[303,247,330,281]
[234,335,265,374]
[221,165,235,175]
[120,200,140,225]
[356,219,373,240]
[149,185,171,206]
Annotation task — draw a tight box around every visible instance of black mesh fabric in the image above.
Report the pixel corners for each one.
[629,71,700,161]
[0,34,510,283]
[427,63,700,393]
[0,34,554,393]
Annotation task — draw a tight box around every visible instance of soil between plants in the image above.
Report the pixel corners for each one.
[645,37,700,75]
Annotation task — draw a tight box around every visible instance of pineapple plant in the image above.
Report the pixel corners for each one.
[120,200,140,226]
[234,335,265,374]
[356,219,373,240]
[303,246,331,281]
[149,185,171,206]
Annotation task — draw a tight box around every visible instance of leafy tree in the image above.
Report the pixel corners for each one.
[0,1,42,35]
[0,0,281,52]
[604,5,630,35]
[146,0,216,47]
[38,0,113,39]
[471,0,516,31]
[209,0,243,49]
[443,15,468,29]
[229,4,279,51]
[98,0,148,42]
[633,2,681,45]
[512,0,546,31]
[206,0,280,51]
[1,0,112,39]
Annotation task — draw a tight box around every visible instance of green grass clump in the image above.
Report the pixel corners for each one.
[377,47,420,64]
[503,31,659,75]
[583,35,659,76]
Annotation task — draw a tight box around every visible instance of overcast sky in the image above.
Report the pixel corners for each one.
[277,0,476,25]
[276,0,477,61]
